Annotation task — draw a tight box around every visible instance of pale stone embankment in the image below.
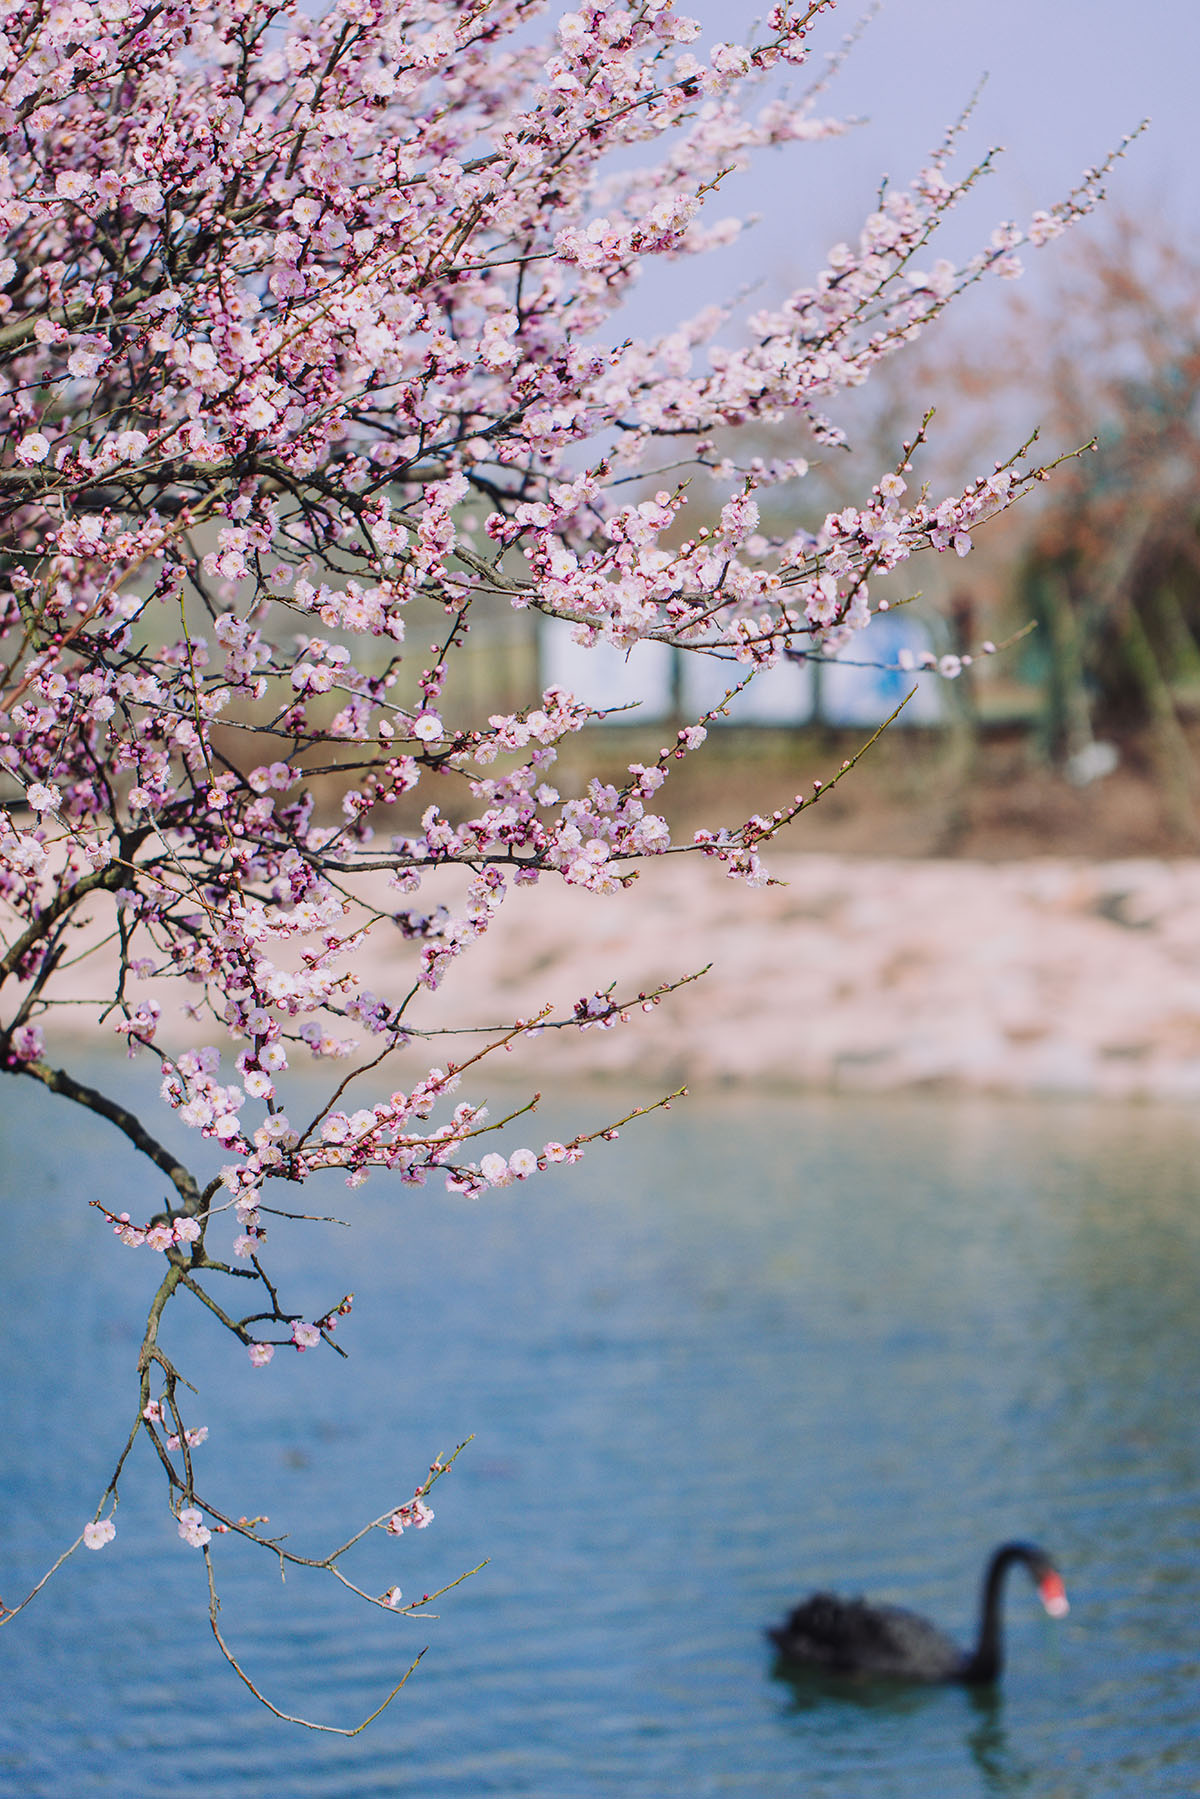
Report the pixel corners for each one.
[401,854,1200,1100]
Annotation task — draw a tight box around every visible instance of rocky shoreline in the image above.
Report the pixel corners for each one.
[410,853,1200,1101]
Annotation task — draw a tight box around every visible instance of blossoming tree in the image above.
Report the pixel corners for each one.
[0,0,1129,1727]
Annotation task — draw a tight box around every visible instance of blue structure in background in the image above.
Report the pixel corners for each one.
[819,610,943,727]
[538,611,943,727]
[539,627,675,724]
[680,650,814,725]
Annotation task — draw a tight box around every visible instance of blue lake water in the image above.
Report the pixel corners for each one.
[2,1071,1199,1796]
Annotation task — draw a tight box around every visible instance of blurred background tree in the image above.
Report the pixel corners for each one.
[1011,222,1200,836]
[765,215,1200,851]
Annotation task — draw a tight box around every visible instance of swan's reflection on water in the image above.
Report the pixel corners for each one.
[965,1692,1038,1799]
[771,1663,1041,1795]
[769,1657,942,1714]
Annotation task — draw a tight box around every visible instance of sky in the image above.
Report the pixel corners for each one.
[770,0,1194,244]
[632,0,1198,322]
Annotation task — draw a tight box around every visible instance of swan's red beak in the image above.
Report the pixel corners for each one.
[1037,1571,1069,1618]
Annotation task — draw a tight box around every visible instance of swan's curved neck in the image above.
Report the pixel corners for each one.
[962,1544,1030,1684]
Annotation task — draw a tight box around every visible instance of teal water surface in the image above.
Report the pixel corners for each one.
[2,1073,1199,1796]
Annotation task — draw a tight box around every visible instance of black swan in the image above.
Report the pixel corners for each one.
[768,1541,1068,1684]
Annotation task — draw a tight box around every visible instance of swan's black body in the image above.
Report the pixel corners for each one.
[768,1542,1068,1685]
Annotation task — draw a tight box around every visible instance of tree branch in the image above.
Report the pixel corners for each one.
[14,1060,202,1212]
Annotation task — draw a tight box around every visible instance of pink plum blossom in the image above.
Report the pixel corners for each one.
[9,1025,43,1063]
[166,1427,208,1450]
[386,1498,434,1534]
[177,1507,211,1549]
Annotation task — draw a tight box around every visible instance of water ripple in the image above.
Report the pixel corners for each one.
[3,1083,1200,1796]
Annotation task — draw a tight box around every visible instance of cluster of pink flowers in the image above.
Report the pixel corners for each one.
[385,1497,434,1536]
[165,1426,209,1451]
[177,1506,212,1550]
[102,1206,202,1253]
[478,1148,540,1187]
